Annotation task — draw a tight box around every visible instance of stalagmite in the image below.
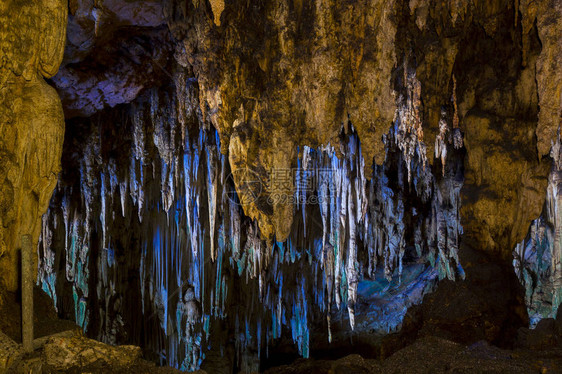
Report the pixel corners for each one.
[514,133,562,325]
[21,234,33,352]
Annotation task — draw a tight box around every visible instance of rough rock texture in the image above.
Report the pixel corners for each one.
[265,336,562,374]
[2,0,562,369]
[42,335,141,369]
[0,331,23,372]
[51,0,173,118]
[0,286,189,374]
[167,0,398,240]
[0,1,555,281]
[380,336,562,374]
[512,142,562,326]
[157,0,560,249]
[405,0,558,256]
[402,0,552,254]
[0,0,67,293]
[520,0,562,158]
[52,27,173,119]
[393,244,529,348]
[36,84,457,368]
[29,0,561,251]
[4,333,193,374]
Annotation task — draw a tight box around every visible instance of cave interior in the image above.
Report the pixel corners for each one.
[1,0,562,373]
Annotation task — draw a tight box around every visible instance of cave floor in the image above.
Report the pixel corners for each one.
[264,336,562,374]
[4,332,562,373]
[2,290,562,373]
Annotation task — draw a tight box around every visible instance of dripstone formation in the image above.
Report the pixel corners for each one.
[1,0,562,372]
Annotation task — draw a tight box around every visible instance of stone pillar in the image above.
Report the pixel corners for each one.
[21,234,33,352]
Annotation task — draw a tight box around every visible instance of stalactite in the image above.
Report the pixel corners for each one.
[395,62,427,183]
[513,132,562,326]
[38,71,465,371]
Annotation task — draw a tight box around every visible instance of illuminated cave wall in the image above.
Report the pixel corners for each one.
[38,64,465,370]
[514,137,562,327]
[0,2,560,372]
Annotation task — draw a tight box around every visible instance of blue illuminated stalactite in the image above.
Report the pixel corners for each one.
[514,138,562,327]
[38,73,465,371]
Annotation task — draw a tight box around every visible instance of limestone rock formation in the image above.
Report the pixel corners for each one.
[160,0,560,250]
[3,0,562,369]
[0,331,23,372]
[52,0,173,118]
[520,0,562,159]
[27,0,561,252]
[167,0,398,241]
[264,336,562,374]
[43,335,142,370]
[404,0,559,255]
[0,0,67,293]
[513,137,562,326]
[2,329,191,373]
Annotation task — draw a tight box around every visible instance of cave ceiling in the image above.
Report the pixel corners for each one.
[47,0,562,252]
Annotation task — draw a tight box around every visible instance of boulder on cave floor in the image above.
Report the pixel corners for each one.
[42,335,142,370]
[265,336,562,374]
[0,331,23,373]
[4,334,202,374]
[517,318,559,350]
